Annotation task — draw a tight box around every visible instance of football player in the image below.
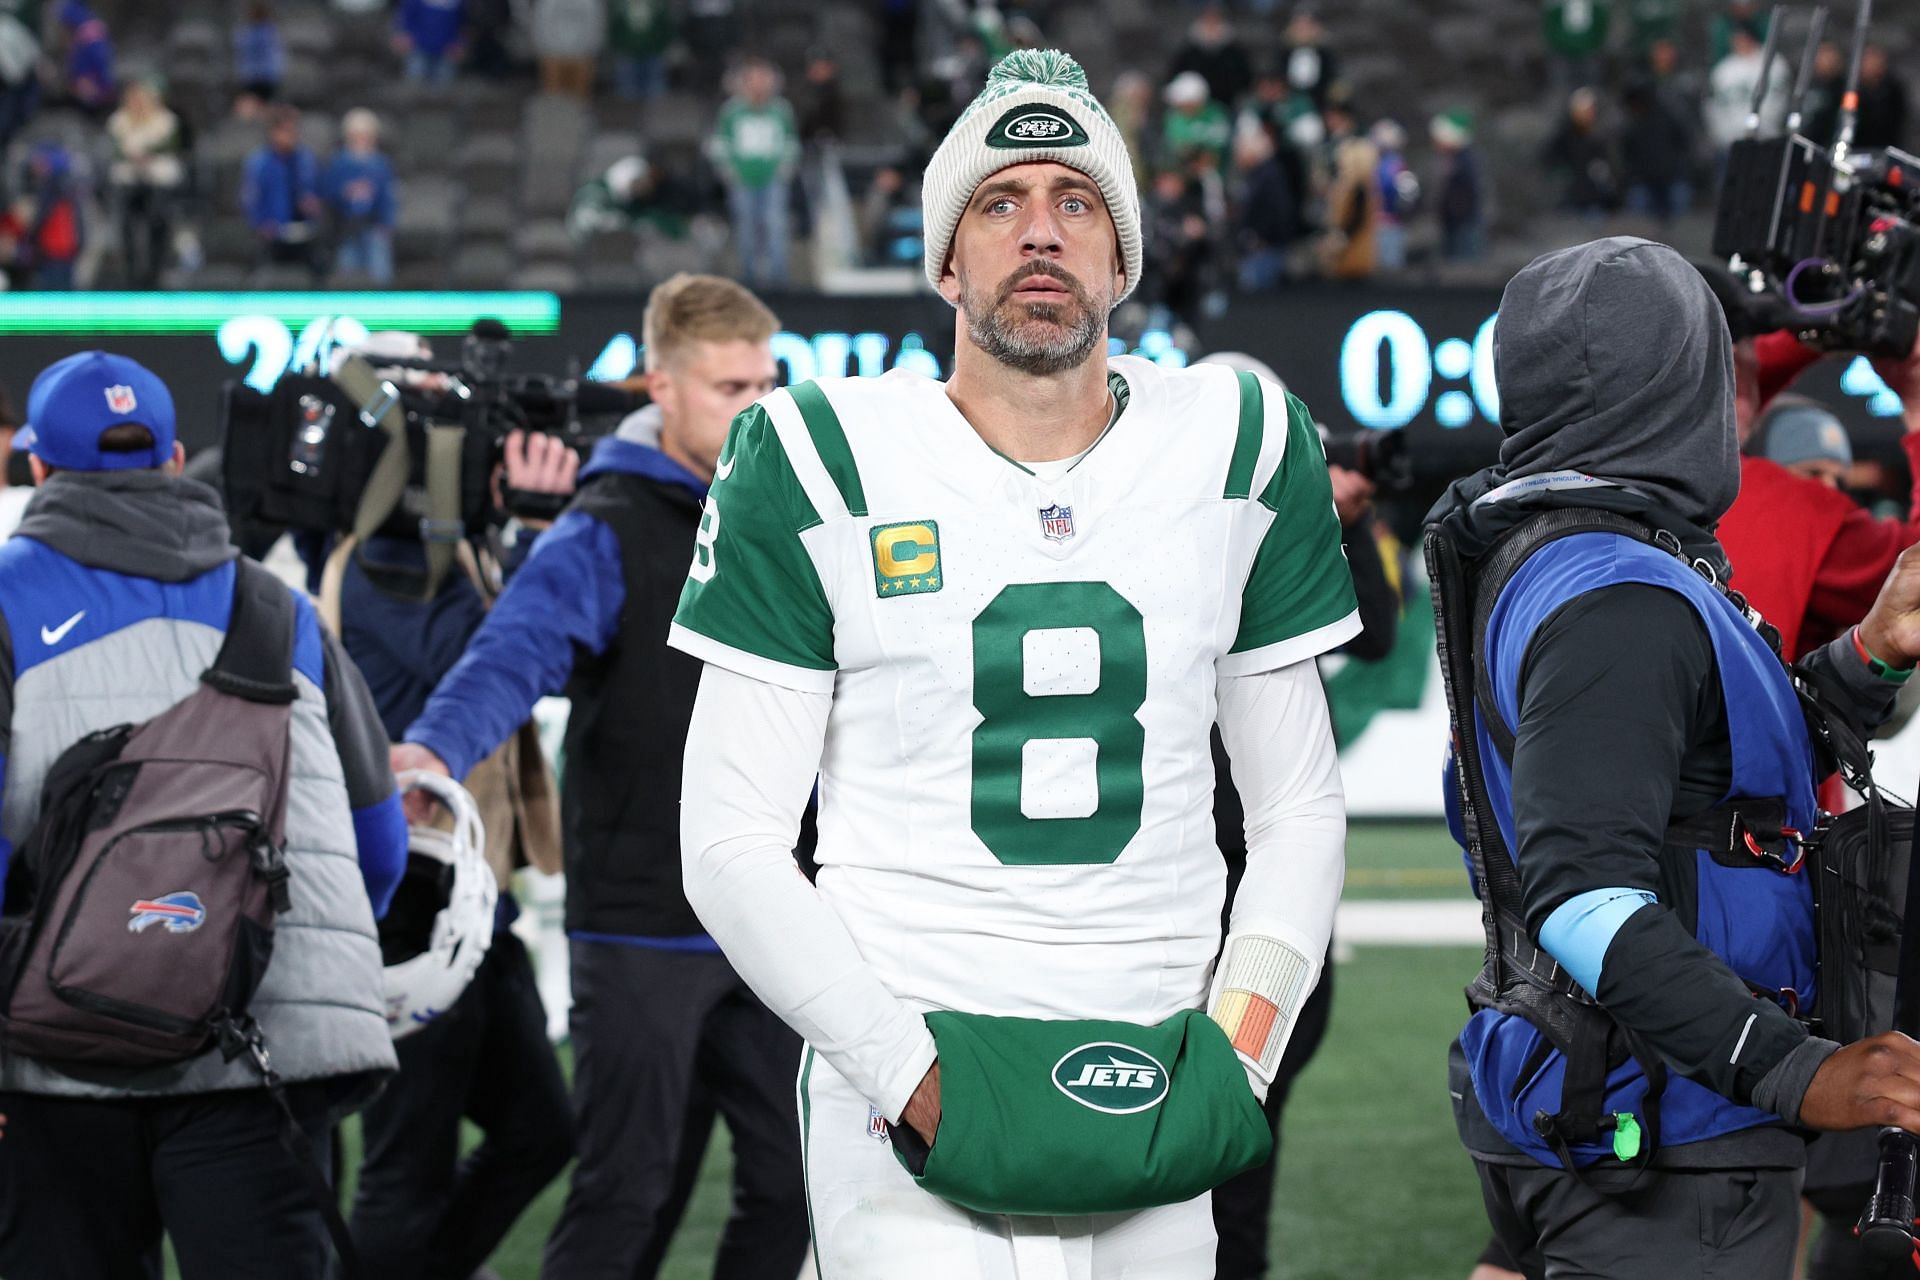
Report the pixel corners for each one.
[673,51,1356,1278]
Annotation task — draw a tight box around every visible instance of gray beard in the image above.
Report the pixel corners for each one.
[961,275,1107,377]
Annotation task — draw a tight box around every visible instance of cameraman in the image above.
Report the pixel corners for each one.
[390,275,810,1278]
[325,332,576,1280]
[1431,238,1920,1279]
[1706,266,1920,659]
[1704,285,1920,1280]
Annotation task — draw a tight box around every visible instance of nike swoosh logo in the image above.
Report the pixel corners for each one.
[715,455,736,482]
[40,610,85,646]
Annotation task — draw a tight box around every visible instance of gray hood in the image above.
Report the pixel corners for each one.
[1493,236,1739,528]
[15,471,237,582]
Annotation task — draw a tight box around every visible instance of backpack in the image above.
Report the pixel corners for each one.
[0,558,295,1067]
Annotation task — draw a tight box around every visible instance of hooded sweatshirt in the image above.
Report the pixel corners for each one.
[1429,236,1738,569]
[1427,239,1898,1167]
[0,471,404,1098]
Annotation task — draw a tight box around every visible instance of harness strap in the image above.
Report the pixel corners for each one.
[202,559,297,706]
[218,1017,364,1280]
[1426,509,1770,1182]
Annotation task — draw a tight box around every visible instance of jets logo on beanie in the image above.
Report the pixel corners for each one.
[923,50,1143,304]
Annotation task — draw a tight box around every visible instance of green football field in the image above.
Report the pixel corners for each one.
[183,823,1500,1279]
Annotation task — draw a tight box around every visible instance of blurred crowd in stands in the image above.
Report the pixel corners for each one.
[0,0,1904,312]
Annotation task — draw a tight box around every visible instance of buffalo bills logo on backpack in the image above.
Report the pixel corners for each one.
[128,891,206,934]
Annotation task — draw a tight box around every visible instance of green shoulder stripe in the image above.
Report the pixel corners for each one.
[1258,390,1329,512]
[789,380,868,518]
[1222,369,1264,500]
[1230,389,1357,658]
[672,403,837,674]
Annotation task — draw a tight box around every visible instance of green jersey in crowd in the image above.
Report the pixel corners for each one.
[711,97,800,190]
[1162,102,1231,168]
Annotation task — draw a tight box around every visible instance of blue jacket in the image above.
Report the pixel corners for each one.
[397,0,466,57]
[59,4,112,106]
[242,144,321,233]
[232,19,282,86]
[325,151,397,230]
[1455,531,1817,1166]
[405,430,711,946]
[0,471,404,1097]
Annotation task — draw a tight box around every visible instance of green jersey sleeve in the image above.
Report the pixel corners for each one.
[1221,388,1361,676]
[668,403,838,693]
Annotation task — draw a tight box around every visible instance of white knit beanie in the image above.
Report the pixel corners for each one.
[923,50,1143,304]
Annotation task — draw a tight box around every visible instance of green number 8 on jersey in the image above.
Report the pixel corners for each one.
[970,581,1146,865]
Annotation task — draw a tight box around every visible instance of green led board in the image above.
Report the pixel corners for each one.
[0,292,563,335]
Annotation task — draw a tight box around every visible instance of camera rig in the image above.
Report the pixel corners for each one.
[1712,1,1920,358]
[220,319,645,596]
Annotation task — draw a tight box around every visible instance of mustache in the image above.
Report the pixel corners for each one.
[995,261,1089,306]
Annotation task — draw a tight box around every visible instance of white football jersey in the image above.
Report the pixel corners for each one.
[670,355,1356,1023]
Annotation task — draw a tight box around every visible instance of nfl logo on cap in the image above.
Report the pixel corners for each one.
[25,351,176,473]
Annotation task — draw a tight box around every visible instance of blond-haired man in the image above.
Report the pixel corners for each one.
[392,274,807,1278]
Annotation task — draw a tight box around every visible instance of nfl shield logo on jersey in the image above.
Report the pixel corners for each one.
[1038,504,1075,542]
[867,1106,891,1141]
[104,385,138,415]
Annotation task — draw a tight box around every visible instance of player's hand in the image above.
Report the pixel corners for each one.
[1799,1032,1920,1132]
[901,1061,941,1145]
[1328,464,1375,526]
[1856,543,1920,673]
[391,742,451,825]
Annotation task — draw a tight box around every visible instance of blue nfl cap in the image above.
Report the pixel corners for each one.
[24,350,88,428]
[26,351,175,471]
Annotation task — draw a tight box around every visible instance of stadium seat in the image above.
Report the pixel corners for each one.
[298,111,338,159]
[281,56,330,107]
[460,196,518,241]
[248,263,319,290]
[279,11,336,58]
[513,220,575,263]
[398,110,462,173]
[449,241,516,288]
[522,94,589,169]
[167,18,221,61]
[509,263,579,291]
[190,263,250,290]
[395,175,461,259]
[453,132,519,195]
[580,229,640,270]
[520,161,578,217]
[584,132,645,181]
[200,217,261,268]
[454,132,519,173]
[635,94,709,149]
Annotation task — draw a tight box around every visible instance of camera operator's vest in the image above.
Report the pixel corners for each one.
[1428,507,1817,1170]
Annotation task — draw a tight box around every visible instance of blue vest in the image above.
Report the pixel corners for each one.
[1452,531,1817,1166]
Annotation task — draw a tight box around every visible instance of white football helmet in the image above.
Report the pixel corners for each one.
[381,771,497,1040]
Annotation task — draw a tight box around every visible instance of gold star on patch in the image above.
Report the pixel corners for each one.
[925,577,939,588]
[909,577,922,588]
